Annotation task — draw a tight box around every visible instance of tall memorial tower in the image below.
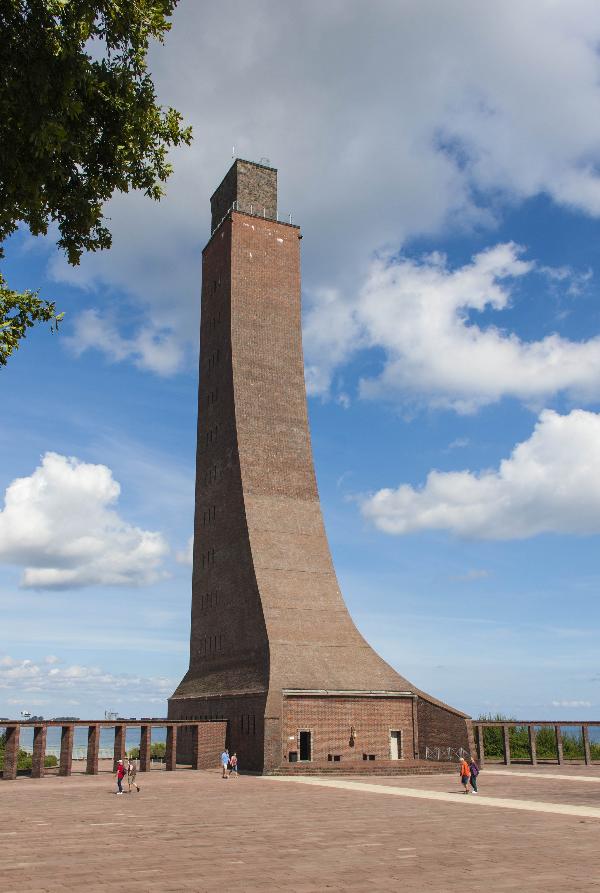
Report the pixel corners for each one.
[169,159,473,771]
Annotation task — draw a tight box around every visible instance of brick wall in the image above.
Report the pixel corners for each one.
[417,697,474,755]
[283,696,415,763]
[170,695,266,771]
[210,159,277,230]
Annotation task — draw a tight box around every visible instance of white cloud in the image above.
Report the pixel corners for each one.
[0,453,169,589]
[361,409,600,540]
[0,656,174,706]
[452,569,490,582]
[176,535,193,566]
[43,1,600,375]
[551,700,592,708]
[65,309,185,376]
[305,243,600,410]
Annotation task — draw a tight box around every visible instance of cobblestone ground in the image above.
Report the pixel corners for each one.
[3,765,600,891]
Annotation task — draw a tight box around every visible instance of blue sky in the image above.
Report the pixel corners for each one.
[1,1,600,721]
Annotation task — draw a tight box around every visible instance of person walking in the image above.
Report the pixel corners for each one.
[127,758,140,793]
[229,753,238,777]
[458,755,471,794]
[469,756,480,794]
[116,759,126,795]
[221,748,230,779]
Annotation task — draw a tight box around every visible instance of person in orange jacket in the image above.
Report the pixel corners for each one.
[459,755,471,794]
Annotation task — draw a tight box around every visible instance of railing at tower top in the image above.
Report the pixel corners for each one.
[211,200,295,236]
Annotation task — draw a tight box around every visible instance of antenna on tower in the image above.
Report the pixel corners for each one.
[232,145,235,159]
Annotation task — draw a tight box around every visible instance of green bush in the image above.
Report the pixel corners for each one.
[478,714,598,761]
[126,742,165,760]
[0,748,58,770]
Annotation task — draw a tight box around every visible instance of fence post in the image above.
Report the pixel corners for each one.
[582,725,591,766]
[502,725,511,765]
[113,724,126,771]
[2,724,20,779]
[528,725,537,766]
[165,725,177,771]
[31,724,47,778]
[139,725,151,772]
[555,726,564,765]
[476,725,485,767]
[86,725,100,775]
[59,725,74,776]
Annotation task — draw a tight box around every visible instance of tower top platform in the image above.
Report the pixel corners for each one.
[210,158,277,231]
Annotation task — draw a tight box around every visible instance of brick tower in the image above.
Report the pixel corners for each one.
[169,159,473,771]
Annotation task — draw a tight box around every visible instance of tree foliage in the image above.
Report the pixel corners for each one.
[0,733,58,770]
[0,272,63,365]
[0,1,192,363]
[127,741,165,760]
[477,714,600,761]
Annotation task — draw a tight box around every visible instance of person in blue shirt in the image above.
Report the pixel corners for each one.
[221,749,230,779]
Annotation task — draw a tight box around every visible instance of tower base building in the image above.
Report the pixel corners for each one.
[169,160,473,771]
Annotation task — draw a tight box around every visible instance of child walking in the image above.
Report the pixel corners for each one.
[127,758,140,793]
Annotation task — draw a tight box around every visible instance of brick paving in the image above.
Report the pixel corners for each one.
[3,766,600,891]
[336,764,600,808]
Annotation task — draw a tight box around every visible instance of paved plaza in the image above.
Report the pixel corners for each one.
[3,764,600,891]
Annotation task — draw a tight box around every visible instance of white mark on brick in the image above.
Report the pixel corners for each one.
[263,776,600,820]
[277,238,284,243]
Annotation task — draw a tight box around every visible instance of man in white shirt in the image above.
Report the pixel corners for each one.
[221,749,230,779]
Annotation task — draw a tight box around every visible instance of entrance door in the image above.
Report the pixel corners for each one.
[390,730,401,760]
[299,731,312,761]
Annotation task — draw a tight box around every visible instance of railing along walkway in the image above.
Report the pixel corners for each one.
[473,721,600,767]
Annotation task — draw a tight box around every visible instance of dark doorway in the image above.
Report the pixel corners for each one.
[299,731,311,761]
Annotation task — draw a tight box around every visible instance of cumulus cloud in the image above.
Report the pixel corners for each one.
[361,409,600,540]
[64,309,186,376]
[0,656,173,706]
[305,243,600,410]
[44,1,600,376]
[0,452,169,589]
